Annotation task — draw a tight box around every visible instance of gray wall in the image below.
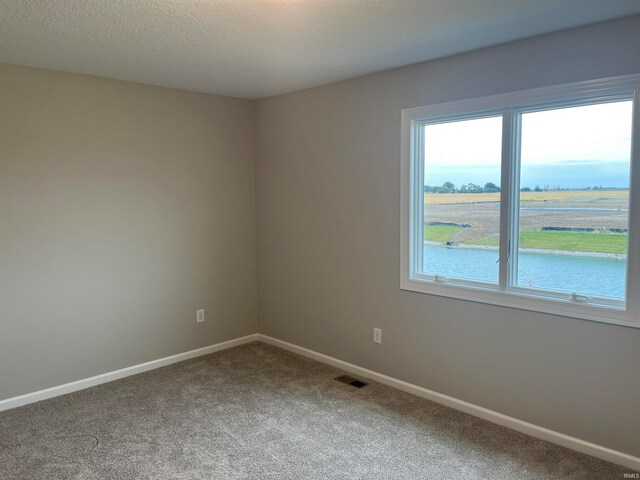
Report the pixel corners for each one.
[0,64,257,400]
[256,16,640,457]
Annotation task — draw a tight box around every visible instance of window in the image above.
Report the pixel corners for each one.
[401,74,640,327]
[422,116,502,284]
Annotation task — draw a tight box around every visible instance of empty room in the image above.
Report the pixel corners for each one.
[1,1,640,478]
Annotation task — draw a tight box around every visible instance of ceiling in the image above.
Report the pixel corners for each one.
[2,1,640,99]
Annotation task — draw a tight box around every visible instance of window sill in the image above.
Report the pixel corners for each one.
[400,277,639,329]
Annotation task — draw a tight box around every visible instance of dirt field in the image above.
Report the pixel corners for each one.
[425,189,628,205]
[424,190,629,245]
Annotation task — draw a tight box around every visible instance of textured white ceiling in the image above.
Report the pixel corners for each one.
[1,1,640,99]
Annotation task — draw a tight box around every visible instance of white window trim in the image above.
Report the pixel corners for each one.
[400,73,640,329]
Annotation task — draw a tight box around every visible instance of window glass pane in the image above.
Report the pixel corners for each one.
[422,116,502,283]
[517,100,633,299]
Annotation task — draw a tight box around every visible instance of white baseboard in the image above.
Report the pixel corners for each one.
[257,334,640,471]
[0,334,258,413]
[2,332,637,471]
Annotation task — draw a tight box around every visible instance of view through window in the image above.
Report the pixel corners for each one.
[417,98,633,303]
[422,116,502,283]
[516,101,632,299]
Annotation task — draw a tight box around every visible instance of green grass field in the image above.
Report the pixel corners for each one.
[424,225,462,242]
[425,224,627,255]
[466,230,627,254]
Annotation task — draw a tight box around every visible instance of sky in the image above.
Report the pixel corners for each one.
[423,100,633,189]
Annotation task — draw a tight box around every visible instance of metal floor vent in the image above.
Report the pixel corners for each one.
[334,374,368,388]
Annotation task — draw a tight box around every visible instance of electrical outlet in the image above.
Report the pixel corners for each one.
[196,309,205,323]
[373,327,382,344]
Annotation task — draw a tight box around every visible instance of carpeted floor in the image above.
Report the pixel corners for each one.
[0,342,632,479]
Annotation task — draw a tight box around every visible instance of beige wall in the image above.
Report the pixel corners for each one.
[0,64,257,400]
[256,16,640,457]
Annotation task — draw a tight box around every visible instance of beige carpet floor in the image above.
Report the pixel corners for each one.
[0,341,632,479]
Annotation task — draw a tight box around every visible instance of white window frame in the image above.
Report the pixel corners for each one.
[400,74,640,328]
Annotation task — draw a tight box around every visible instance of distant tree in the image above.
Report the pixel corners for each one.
[484,182,500,193]
[466,183,483,193]
[520,187,532,192]
[442,181,456,192]
[534,185,542,192]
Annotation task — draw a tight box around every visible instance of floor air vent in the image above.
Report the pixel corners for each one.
[334,375,368,388]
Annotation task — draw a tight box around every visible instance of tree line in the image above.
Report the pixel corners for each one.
[424,182,608,194]
[424,182,500,194]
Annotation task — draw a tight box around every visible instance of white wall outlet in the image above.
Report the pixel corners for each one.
[373,327,382,344]
[196,309,205,323]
